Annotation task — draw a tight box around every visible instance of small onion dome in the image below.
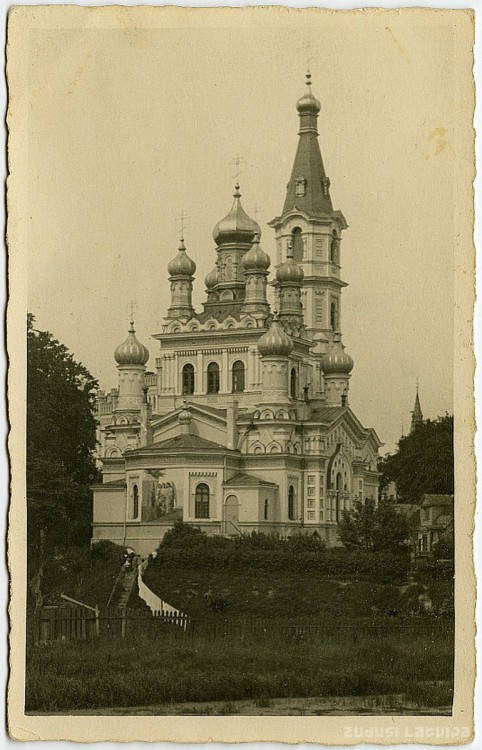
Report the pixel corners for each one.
[205,267,218,289]
[276,246,304,284]
[114,322,149,366]
[167,238,196,277]
[213,184,260,246]
[241,233,271,272]
[297,72,321,114]
[321,344,354,375]
[257,313,293,357]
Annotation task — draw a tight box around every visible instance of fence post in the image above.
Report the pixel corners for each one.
[95,605,100,637]
[121,608,126,638]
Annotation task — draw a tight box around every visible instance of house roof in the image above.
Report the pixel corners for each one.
[224,473,278,488]
[421,494,454,507]
[432,513,453,528]
[128,433,237,455]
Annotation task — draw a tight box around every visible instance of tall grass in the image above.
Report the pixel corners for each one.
[26,627,453,712]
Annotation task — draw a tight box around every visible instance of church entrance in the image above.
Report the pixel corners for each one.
[223,495,239,536]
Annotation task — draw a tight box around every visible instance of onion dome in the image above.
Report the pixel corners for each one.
[114,321,149,366]
[321,342,354,375]
[167,238,196,277]
[297,72,321,114]
[205,267,218,289]
[213,184,260,246]
[257,313,293,357]
[276,244,304,284]
[241,233,271,272]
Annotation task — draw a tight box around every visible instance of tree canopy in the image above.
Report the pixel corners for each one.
[338,497,410,554]
[27,313,100,557]
[378,415,454,503]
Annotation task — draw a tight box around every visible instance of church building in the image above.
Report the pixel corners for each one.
[92,74,382,556]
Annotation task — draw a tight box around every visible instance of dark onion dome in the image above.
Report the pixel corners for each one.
[114,322,149,366]
[205,267,218,289]
[276,245,304,284]
[321,343,354,375]
[213,184,260,246]
[241,233,271,272]
[296,72,321,114]
[167,238,196,277]
[257,313,293,357]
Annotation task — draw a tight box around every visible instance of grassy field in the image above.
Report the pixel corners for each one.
[26,626,453,713]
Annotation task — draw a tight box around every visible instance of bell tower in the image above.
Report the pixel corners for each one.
[269,73,348,353]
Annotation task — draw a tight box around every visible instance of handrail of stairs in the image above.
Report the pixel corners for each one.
[225,519,244,537]
[106,566,124,608]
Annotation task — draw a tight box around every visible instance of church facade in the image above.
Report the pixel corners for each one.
[92,75,382,556]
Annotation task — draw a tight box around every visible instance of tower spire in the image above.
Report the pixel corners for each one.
[281,73,332,218]
[410,382,424,433]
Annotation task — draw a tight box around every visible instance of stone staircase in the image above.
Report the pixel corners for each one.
[117,567,137,609]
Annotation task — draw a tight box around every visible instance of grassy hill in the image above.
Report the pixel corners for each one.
[143,564,453,621]
[38,541,140,610]
[142,525,453,621]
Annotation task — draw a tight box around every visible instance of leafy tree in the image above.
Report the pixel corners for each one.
[27,314,100,605]
[378,415,454,503]
[338,497,410,554]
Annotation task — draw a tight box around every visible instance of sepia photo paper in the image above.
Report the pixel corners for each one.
[6,5,476,744]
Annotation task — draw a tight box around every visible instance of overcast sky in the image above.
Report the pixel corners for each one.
[26,15,457,453]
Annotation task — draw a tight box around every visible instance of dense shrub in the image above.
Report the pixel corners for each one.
[150,524,409,583]
[431,539,454,560]
[414,557,454,580]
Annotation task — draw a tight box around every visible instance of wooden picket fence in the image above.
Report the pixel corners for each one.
[27,605,454,646]
[28,606,190,644]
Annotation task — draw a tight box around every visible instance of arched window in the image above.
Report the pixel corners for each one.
[330,231,338,263]
[195,483,210,519]
[330,301,338,331]
[182,363,195,395]
[290,368,297,399]
[132,484,139,520]
[288,485,295,521]
[207,362,220,394]
[292,227,303,263]
[232,360,245,393]
[264,498,269,520]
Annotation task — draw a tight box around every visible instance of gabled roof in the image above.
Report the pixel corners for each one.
[307,405,383,447]
[224,473,278,488]
[128,433,237,455]
[310,406,346,423]
[432,513,453,528]
[196,404,227,418]
[421,494,454,507]
[150,402,226,430]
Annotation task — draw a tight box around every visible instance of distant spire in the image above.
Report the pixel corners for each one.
[410,383,423,433]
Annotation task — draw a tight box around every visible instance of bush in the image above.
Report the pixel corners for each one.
[414,557,454,580]
[431,539,454,560]
[150,524,409,584]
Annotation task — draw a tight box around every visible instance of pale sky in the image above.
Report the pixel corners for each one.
[26,15,458,453]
